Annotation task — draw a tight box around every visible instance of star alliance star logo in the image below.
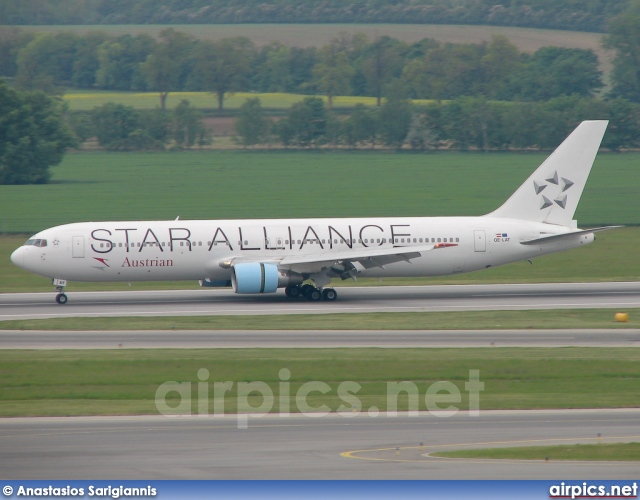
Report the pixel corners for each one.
[534,171,574,210]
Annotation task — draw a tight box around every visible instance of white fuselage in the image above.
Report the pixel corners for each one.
[10,216,594,283]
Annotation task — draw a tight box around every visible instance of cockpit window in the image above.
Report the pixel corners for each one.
[24,239,47,247]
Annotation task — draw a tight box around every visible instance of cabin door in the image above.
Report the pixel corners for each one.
[72,236,85,258]
[473,230,486,252]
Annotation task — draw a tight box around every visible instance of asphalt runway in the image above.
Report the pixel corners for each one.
[2,328,640,348]
[1,410,639,479]
[2,282,639,480]
[2,282,640,320]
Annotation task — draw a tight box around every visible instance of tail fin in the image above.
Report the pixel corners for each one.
[488,120,608,226]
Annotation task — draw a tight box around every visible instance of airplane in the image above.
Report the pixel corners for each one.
[11,120,619,305]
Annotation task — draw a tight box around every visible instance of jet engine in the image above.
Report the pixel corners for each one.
[231,262,279,294]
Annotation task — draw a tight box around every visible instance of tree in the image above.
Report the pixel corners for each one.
[172,100,208,148]
[195,37,255,111]
[604,98,640,150]
[378,98,412,149]
[511,47,603,101]
[277,97,327,147]
[361,37,404,106]
[140,28,194,110]
[312,41,355,109]
[478,35,521,99]
[252,43,293,93]
[606,7,640,102]
[0,27,33,78]
[343,104,379,148]
[0,81,75,184]
[406,114,436,150]
[96,34,155,91]
[15,32,81,93]
[91,102,163,151]
[235,98,269,147]
[440,97,500,151]
[71,31,110,89]
[289,47,317,94]
[403,42,484,100]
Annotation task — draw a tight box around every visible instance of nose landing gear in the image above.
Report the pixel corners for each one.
[52,278,68,305]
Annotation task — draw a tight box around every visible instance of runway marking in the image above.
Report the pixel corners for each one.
[341,434,640,464]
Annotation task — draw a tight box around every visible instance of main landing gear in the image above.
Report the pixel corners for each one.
[284,284,337,301]
[52,278,68,305]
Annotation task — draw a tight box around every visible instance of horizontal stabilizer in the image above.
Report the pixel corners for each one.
[520,226,623,245]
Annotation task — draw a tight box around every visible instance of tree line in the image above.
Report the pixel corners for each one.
[59,93,640,154]
[232,95,640,151]
[2,28,606,108]
[70,100,210,151]
[0,0,630,32]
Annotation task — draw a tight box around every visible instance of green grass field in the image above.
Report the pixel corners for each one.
[1,347,638,417]
[1,150,636,233]
[432,442,640,461]
[64,90,383,111]
[0,309,635,331]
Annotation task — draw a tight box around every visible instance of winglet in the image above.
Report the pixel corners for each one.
[487,121,608,226]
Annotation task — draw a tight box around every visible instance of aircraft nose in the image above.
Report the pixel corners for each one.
[10,247,24,268]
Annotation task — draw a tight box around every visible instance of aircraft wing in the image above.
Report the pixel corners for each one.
[276,242,456,275]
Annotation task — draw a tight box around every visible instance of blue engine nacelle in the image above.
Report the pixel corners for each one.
[231,262,279,294]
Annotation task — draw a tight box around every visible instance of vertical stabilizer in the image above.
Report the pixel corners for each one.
[487,120,608,226]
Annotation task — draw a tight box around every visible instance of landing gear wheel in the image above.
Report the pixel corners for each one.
[285,285,302,298]
[55,293,68,305]
[307,288,322,301]
[322,288,337,301]
[301,284,314,297]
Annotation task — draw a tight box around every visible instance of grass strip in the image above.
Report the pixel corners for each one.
[1,151,638,234]
[0,308,637,331]
[432,442,640,461]
[1,347,639,417]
